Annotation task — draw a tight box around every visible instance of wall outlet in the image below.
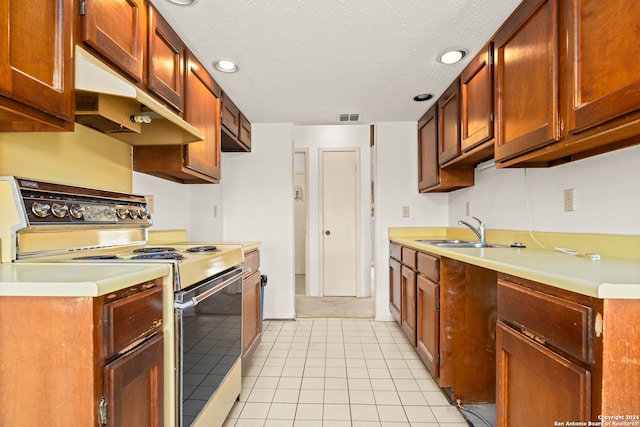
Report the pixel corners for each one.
[146,195,155,213]
[564,189,575,212]
[465,201,471,216]
[402,206,410,218]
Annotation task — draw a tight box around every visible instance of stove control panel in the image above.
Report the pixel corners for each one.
[16,178,152,226]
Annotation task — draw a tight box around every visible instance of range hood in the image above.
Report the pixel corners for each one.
[74,46,204,145]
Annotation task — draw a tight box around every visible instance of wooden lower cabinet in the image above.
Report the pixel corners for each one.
[496,322,590,426]
[242,249,262,361]
[497,274,640,424]
[389,256,402,323]
[0,280,163,426]
[400,265,417,346]
[242,270,261,360]
[416,274,439,378]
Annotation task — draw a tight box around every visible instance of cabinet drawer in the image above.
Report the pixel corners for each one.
[401,247,417,269]
[390,242,402,261]
[417,252,439,282]
[104,286,163,358]
[497,279,594,364]
[243,250,260,276]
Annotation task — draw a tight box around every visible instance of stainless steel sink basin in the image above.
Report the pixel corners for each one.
[415,239,470,244]
[433,242,506,248]
[415,239,506,248]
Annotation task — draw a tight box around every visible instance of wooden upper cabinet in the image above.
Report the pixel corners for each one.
[183,52,222,181]
[81,0,146,83]
[438,80,462,165]
[418,107,439,191]
[565,0,640,135]
[493,0,559,163]
[221,92,251,152]
[418,106,474,193]
[147,5,185,113]
[221,92,240,137]
[0,0,74,131]
[460,42,494,153]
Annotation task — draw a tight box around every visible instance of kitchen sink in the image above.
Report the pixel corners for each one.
[433,242,506,248]
[415,239,506,248]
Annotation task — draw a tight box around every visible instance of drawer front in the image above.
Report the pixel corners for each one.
[243,250,260,276]
[104,286,163,358]
[389,242,402,261]
[497,279,594,364]
[401,247,417,269]
[417,252,439,282]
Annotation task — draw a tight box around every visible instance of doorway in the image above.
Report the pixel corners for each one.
[319,148,360,297]
[293,150,308,297]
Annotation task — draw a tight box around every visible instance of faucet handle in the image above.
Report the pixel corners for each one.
[472,216,484,229]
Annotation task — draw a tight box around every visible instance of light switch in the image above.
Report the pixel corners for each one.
[402,206,410,217]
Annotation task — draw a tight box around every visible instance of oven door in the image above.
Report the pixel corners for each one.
[174,266,243,427]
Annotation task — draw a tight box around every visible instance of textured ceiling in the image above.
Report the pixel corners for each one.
[149,0,522,125]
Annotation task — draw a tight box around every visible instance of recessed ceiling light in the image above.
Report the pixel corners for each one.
[214,60,238,73]
[168,0,197,5]
[413,93,433,102]
[439,49,468,65]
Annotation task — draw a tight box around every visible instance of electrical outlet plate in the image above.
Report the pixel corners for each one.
[146,195,155,213]
[402,206,410,218]
[564,189,574,211]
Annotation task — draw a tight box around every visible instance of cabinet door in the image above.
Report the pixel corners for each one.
[242,270,261,359]
[239,113,252,150]
[418,107,439,191]
[494,0,560,162]
[496,322,591,426]
[389,257,402,323]
[565,0,640,134]
[184,52,222,181]
[81,0,146,83]
[438,80,461,165]
[221,92,240,136]
[461,43,493,152]
[104,334,164,427]
[148,5,185,112]
[401,265,417,346]
[0,0,73,129]
[416,274,439,379]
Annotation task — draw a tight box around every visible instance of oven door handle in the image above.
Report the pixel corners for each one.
[174,271,243,310]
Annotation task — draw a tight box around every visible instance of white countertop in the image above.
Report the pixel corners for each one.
[0,263,171,297]
[392,237,640,299]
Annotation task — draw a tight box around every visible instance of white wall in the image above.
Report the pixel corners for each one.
[294,125,372,298]
[373,122,449,320]
[132,172,223,241]
[222,124,296,319]
[448,144,640,235]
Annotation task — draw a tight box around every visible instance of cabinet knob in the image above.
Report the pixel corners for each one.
[325,230,331,235]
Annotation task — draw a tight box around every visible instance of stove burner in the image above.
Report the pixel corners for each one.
[131,252,184,260]
[186,245,219,253]
[73,255,121,260]
[133,247,176,254]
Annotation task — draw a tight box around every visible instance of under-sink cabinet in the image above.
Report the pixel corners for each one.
[389,242,497,404]
[0,279,164,426]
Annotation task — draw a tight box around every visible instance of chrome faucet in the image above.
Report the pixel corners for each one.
[458,216,486,245]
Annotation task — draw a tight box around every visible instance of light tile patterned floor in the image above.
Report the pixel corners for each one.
[223,319,469,427]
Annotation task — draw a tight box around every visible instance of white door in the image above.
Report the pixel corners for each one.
[320,148,359,297]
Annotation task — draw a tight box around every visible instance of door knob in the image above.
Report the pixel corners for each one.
[325,230,331,235]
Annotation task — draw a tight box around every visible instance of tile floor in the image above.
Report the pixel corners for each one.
[223,319,470,427]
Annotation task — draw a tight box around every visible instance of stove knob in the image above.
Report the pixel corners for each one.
[51,203,69,218]
[102,208,116,220]
[116,208,129,220]
[69,205,85,219]
[32,202,51,218]
[140,209,150,220]
[129,209,139,219]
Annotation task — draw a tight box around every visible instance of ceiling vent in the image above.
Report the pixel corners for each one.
[337,113,361,123]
